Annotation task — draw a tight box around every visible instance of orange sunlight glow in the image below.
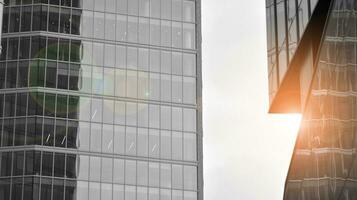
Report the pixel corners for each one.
[282,114,302,137]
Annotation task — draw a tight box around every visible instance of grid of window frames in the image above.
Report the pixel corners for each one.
[266,0,319,102]
[0,0,200,199]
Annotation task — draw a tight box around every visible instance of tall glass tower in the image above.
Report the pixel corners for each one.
[266,0,357,199]
[0,0,202,200]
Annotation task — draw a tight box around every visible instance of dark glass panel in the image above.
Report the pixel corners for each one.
[17,61,29,87]
[65,180,76,200]
[55,119,67,147]
[68,95,79,119]
[70,40,81,62]
[27,92,44,116]
[30,36,46,59]
[2,119,14,146]
[13,151,24,176]
[29,59,45,87]
[0,152,12,176]
[23,177,40,200]
[0,94,3,117]
[71,9,81,35]
[22,0,32,4]
[58,39,70,61]
[8,38,19,60]
[21,6,32,32]
[1,39,8,61]
[2,7,9,33]
[57,62,69,89]
[61,0,71,6]
[0,62,5,88]
[50,0,60,5]
[26,117,43,145]
[6,61,17,88]
[42,152,53,176]
[60,8,71,34]
[54,153,65,177]
[72,0,81,7]
[56,94,68,118]
[43,118,54,146]
[32,5,48,31]
[40,178,52,200]
[47,37,59,60]
[19,37,31,59]
[9,7,20,32]
[14,118,26,146]
[0,179,10,200]
[4,93,15,117]
[11,177,23,200]
[53,179,64,200]
[16,92,28,117]
[25,151,41,175]
[49,6,59,32]
[69,64,80,91]
[46,61,57,88]
[44,93,56,117]
[66,120,78,148]
[66,154,76,178]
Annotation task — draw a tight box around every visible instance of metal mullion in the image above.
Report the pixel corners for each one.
[284,0,290,65]
[273,0,280,85]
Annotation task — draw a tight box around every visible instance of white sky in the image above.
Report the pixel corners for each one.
[202,0,301,199]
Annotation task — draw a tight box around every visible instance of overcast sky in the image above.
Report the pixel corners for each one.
[202,0,302,199]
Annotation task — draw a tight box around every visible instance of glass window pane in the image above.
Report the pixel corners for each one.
[184,191,197,200]
[89,182,100,200]
[172,76,183,103]
[149,188,159,200]
[149,49,160,72]
[149,73,160,100]
[139,17,149,44]
[172,131,183,160]
[149,129,159,158]
[184,166,197,190]
[101,183,112,200]
[115,69,126,97]
[127,70,138,98]
[138,48,149,71]
[183,108,196,132]
[149,162,159,187]
[125,186,136,200]
[161,20,171,46]
[128,0,138,15]
[172,22,182,48]
[161,130,171,159]
[102,124,114,153]
[172,0,182,21]
[94,0,105,11]
[126,102,137,126]
[104,44,116,67]
[183,23,195,49]
[104,68,115,96]
[113,184,124,200]
[161,74,171,102]
[160,189,171,200]
[128,16,138,43]
[76,181,89,200]
[77,155,89,180]
[137,161,148,186]
[106,0,116,12]
[103,99,114,123]
[172,165,183,189]
[183,53,196,76]
[161,51,171,74]
[54,153,65,177]
[137,187,148,200]
[161,106,171,130]
[126,127,137,155]
[172,52,183,75]
[138,128,148,157]
[42,152,53,176]
[125,160,136,185]
[113,159,125,184]
[172,190,183,200]
[160,164,171,188]
[105,13,116,40]
[115,101,126,125]
[78,97,91,121]
[138,72,149,99]
[138,103,149,127]
[149,105,159,128]
[101,157,113,182]
[183,1,195,22]
[91,98,103,123]
[90,123,102,152]
[127,47,138,70]
[94,12,105,38]
[116,15,127,42]
[139,0,149,17]
[89,156,100,181]
[150,0,160,18]
[114,125,125,154]
[184,133,196,161]
[172,107,182,131]
[150,19,160,45]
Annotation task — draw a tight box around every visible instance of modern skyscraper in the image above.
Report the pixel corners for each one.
[266,0,357,199]
[0,0,202,200]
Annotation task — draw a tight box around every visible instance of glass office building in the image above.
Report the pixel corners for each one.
[266,0,357,199]
[0,0,202,200]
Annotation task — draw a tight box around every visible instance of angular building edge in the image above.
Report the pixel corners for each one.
[268,0,334,114]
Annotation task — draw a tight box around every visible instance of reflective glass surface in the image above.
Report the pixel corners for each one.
[0,0,201,199]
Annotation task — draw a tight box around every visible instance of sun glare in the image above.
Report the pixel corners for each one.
[283,114,302,134]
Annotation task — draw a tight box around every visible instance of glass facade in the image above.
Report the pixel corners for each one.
[266,0,357,199]
[266,0,317,103]
[0,0,202,200]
